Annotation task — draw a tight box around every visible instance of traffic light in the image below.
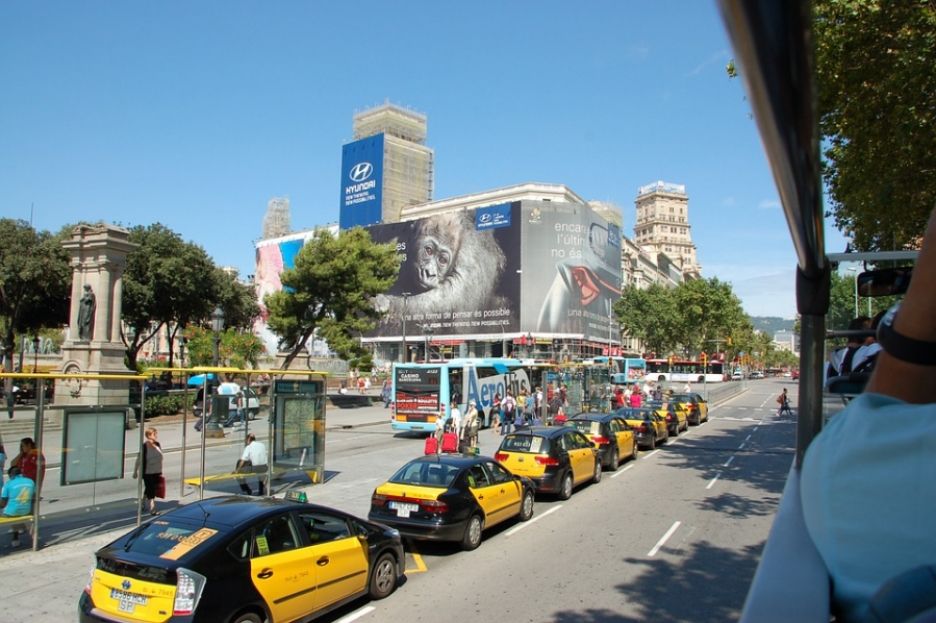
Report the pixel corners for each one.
[700,352,708,365]
[667,355,674,368]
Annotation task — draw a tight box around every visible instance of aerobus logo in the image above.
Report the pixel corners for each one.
[466,368,531,412]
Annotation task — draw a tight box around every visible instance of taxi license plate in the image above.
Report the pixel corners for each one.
[110,588,147,613]
[388,501,419,518]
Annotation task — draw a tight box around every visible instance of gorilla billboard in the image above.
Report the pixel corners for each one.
[367,203,521,337]
[366,201,621,342]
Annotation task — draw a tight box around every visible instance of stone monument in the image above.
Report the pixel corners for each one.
[56,224,138,408]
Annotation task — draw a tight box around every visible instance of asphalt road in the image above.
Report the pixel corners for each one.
[0,379,797,622]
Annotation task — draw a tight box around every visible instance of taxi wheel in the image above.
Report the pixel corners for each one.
[231,611,263,623]
[630,441,638,461]
[558,472,574,500]
[608,447,619,471]
[369,552,398,599]
[519,489,535,521]
[648,435,656,451]
[462,514,484,551]
[592,459,602,484]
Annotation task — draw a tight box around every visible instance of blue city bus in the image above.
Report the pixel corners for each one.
[590,356,647,385]
[390,358,532,433]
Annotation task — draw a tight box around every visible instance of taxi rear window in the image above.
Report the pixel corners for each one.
[123,519,220,561]
[567,420,601,435]
[501,434,550,454]
[389,461,461,487]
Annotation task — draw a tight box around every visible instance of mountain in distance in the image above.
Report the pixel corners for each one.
[750,316,795,335]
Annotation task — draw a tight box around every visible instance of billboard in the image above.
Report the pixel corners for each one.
[339,134,385,229]
[520,202,621,340]
[366,204,521,337]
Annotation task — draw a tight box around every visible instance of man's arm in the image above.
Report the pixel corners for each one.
[867,207,936,404]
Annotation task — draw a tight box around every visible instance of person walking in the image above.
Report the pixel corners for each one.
[381,378,392,408]
[492,392,502,434]
[132,428,163,515]
[777,388,793,416]
[449,400,463,440]
[236,433,268,496]
[501,391,516,435]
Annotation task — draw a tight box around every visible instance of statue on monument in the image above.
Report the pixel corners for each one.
[77,284,96,341]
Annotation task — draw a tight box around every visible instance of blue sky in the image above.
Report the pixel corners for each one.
[1,2,847,320]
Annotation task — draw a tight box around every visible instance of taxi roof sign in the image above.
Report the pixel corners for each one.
[284,491,308,503]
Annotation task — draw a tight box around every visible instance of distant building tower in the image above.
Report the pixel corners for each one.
[339,102,434,229]
[634,181,701,278]
[262,197,291,239]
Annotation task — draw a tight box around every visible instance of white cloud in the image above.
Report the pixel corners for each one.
[721,196,736,207]
[758,199,781,210]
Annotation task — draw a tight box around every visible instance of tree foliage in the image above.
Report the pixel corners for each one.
[815,0,936,251]
[0,219,71,369]
[183,325,265,369]
[265,228,401,369]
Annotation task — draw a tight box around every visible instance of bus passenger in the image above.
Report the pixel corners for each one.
[801,207,936,619]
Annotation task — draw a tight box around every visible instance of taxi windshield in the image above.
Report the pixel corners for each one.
[567,420,601,435]
[501,434,550,454]
[124,519,220,561]
[389,461,461,487]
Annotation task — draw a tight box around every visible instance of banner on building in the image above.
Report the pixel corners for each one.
[339,134,385,229]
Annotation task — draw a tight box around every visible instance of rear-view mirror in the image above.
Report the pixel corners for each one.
[857,267,913,297]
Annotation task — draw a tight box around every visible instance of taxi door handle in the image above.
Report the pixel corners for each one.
[317,556,330,566]
[478,495,484,500]
[257,568,273,579]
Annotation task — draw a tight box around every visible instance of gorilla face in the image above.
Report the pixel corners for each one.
[416,235,456,289]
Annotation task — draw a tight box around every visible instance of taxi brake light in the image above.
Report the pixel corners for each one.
[591,436,610,445]
[372,492,389,507]
[83,567,94,595]
[494,452,508,462]
[665,413,674,422]
[419,499,449,513]
[173,567,206,616]
[534,456,559,466]
[639,423,650,433]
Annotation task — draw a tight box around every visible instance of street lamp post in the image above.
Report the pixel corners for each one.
[32,336,40,373]
[400,293,411,363]
[846,267,859,317]
[205,306,225,437]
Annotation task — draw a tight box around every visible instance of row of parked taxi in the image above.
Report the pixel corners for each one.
[78,393,710,623]
[368,391,711,550]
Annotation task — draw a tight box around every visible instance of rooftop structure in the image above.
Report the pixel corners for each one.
[261,197,291,239]
[634,180,701,278]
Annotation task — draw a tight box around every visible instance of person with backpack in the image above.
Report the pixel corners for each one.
[777,388,792,416]
[501,391,517,435]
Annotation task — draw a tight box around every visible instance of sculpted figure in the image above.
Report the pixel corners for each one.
[77,284,96,341]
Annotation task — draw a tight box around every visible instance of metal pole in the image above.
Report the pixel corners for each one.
[137,382,146,524]
[853,272,859,317]
[31,378,45,551]
[180,371,188,498]
[401,293,409,363]
[199,380,207,500]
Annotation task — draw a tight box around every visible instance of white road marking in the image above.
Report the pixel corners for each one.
[706,472,722,490]
[753,426,759,433]
[505,504,563,536]
[611,463,635,478]
[723,455,735,467]
[719,417,760,422]
[738,442,746,450]
[648,521,681,557]
[334,606,375,623]
[744,434,752,442]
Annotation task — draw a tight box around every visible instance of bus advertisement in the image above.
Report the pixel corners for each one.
[391,358,532,433]
[644,358,724,383]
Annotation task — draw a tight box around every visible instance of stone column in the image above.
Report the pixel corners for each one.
[57,225,138,409]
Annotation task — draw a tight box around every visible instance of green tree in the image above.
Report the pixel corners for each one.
[673,278,749,356]
[183,325,264,369]
[0,219,71,370]
[265,228,401,369]
[614,284,682,356]
[815,0,936,251]
[123,224,219,369]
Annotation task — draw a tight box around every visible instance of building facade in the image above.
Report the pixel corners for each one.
[339,103,434,229]
[634,181,701,278]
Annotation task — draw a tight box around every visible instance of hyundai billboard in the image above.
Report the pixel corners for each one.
[339,134,384,229]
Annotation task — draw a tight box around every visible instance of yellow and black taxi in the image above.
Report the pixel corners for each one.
[670,392,710,425]
[79,494,404,623]
[494,426,601,500]
[565,412,638,471]
[649,400,688,436]
[369,454,535,551]
[616,406,669,450]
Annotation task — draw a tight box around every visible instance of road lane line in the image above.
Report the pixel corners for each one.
[723,455,735,467]
[648,521,681,557]
[744,434,752,442]
[706,472,722,490]
[334,606,375,623]
[643,449,660,459]
[611,463,635,478]
[753,426,759,432]
[505,504,563,536]
[738,441,746,450]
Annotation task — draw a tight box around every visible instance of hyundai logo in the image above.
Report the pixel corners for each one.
[349,162,373,183]
[479,213,492,223]
[122,580,132,590]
